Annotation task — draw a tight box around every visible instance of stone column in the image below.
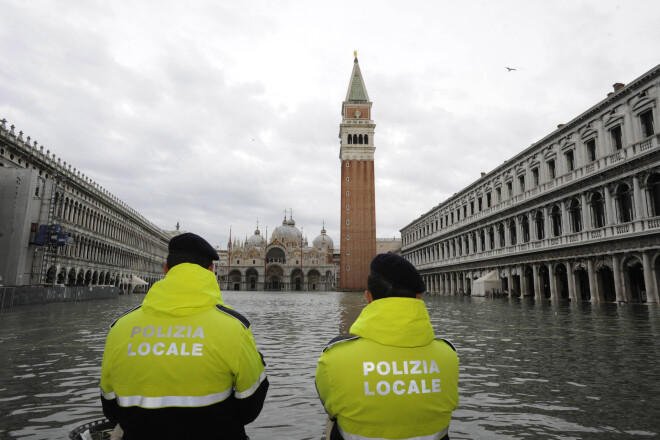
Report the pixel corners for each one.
[566,261,576,300]
[642,252,658,303]
[544,206,551,239]
[581,193,590,231]
[587,259,599,302]
[604,185,615,226]
[549,262,558,301]
[612,254,625,302]
[519,266,526,296]
[505,267,512,297]
[533,264,541,300]
[561,201,569,237]
[633,175,645,220]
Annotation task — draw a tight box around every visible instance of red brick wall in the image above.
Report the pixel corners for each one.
[339,159,376,291]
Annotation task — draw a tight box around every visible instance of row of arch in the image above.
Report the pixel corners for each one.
[56,193,166,254]
[346,133,369,145]
[223,265,334,291]
[44,265,161,290]
[423,251,660,304]
[408,173,660,265]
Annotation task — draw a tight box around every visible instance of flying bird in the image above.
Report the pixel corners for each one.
[505,67,517,72]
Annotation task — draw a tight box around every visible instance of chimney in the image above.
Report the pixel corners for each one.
[613,83,625,92]
[480,172,486,178]
[557,124,565,129]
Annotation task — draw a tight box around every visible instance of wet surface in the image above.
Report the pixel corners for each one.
[0,292,658,439]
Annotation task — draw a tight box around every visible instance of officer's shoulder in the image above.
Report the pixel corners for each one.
[322,334,360,352]
[110,305,142,328]
[214,304,251,330]
[436,338,457,352]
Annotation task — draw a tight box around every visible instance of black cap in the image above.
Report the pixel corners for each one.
[370,253,426,293]
[168,232,219,261]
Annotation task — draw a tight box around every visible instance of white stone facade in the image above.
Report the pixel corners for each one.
[216,215,337,291]
[0,118,169,289]
[401,64,660,304]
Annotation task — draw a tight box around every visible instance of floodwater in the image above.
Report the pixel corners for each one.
[0,291,659,439]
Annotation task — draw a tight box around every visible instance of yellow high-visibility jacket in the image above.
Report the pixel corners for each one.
[316,297,459,440]
[100,263,268,439]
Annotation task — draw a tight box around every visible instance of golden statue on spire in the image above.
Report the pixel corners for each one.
[354,50,357,58]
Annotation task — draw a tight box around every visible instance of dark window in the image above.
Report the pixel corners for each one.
[532,168,539,187]
[586,139,596,162]
[470,201,474,214]
[506,181,513,198]
[519,175,525,193]
[522,216,530,243]
[365,134,369,144]
[649,174,660,216]
[640,110,655,137]
[611,126,623,150]
[591,193,606,227]
[463,205,467,218]
[569,199,582,232]
[565,151,575,172]
[509,221,517,245]
[616,184,634,222]
[478,197,482,211]
[535,211,544,239]
[486,192,492,207]
[358,134,363,144]
[348,135,352,144]
[548,160,556,179]
[551,206,562,236]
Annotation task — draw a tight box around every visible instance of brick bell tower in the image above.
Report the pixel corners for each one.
[339,52,376,291]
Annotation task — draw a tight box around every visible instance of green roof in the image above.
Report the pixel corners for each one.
[349,72,367,101]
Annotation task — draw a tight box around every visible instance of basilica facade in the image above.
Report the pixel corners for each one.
[401,64,660,304]
[218,214,337,291]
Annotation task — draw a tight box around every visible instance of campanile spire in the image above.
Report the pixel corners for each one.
[339,53,377,291]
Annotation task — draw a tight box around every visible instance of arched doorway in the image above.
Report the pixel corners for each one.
[68,268,76,285]
[539,264,551,298]
[523,266,534,297]
[266,266,284,291]
[625,259,646,303]
[307,270,321,290]
[574,264,590,301]
[228,270,242,291]
[246,268,258,291]
[597,264,616,302]
[291,269,304,291]
[554,263,569,299]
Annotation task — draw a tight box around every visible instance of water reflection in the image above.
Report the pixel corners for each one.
[0,292,658,439]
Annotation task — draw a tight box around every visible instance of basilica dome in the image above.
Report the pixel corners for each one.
[271,216,302,244]
[246,228,265,248]
[313,226,334,250]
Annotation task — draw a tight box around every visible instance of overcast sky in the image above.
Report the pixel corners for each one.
[2,1,659,249]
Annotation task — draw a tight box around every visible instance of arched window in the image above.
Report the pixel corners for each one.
[647,173,660,217]
[551,205,562,236]
[535,211,545,240]
[521,215,530,242]
[480,230,486,251]
[591,193,605,228]
[508,219,517,245]
[358,134,363,144]
[348,134,352,144]
[569,199,582,232]
[616,184,634,222]
[365,134,369,144]
[353,134,358,144]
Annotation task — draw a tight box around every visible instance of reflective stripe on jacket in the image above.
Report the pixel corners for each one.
[100,263,268,439]
[315,297,459,440]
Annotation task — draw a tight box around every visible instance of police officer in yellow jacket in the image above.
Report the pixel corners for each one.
[315,253,459,440]
[100,233,268,439]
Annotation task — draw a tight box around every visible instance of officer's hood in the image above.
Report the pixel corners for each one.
[142,263,223,317]
[349,297,436,347]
